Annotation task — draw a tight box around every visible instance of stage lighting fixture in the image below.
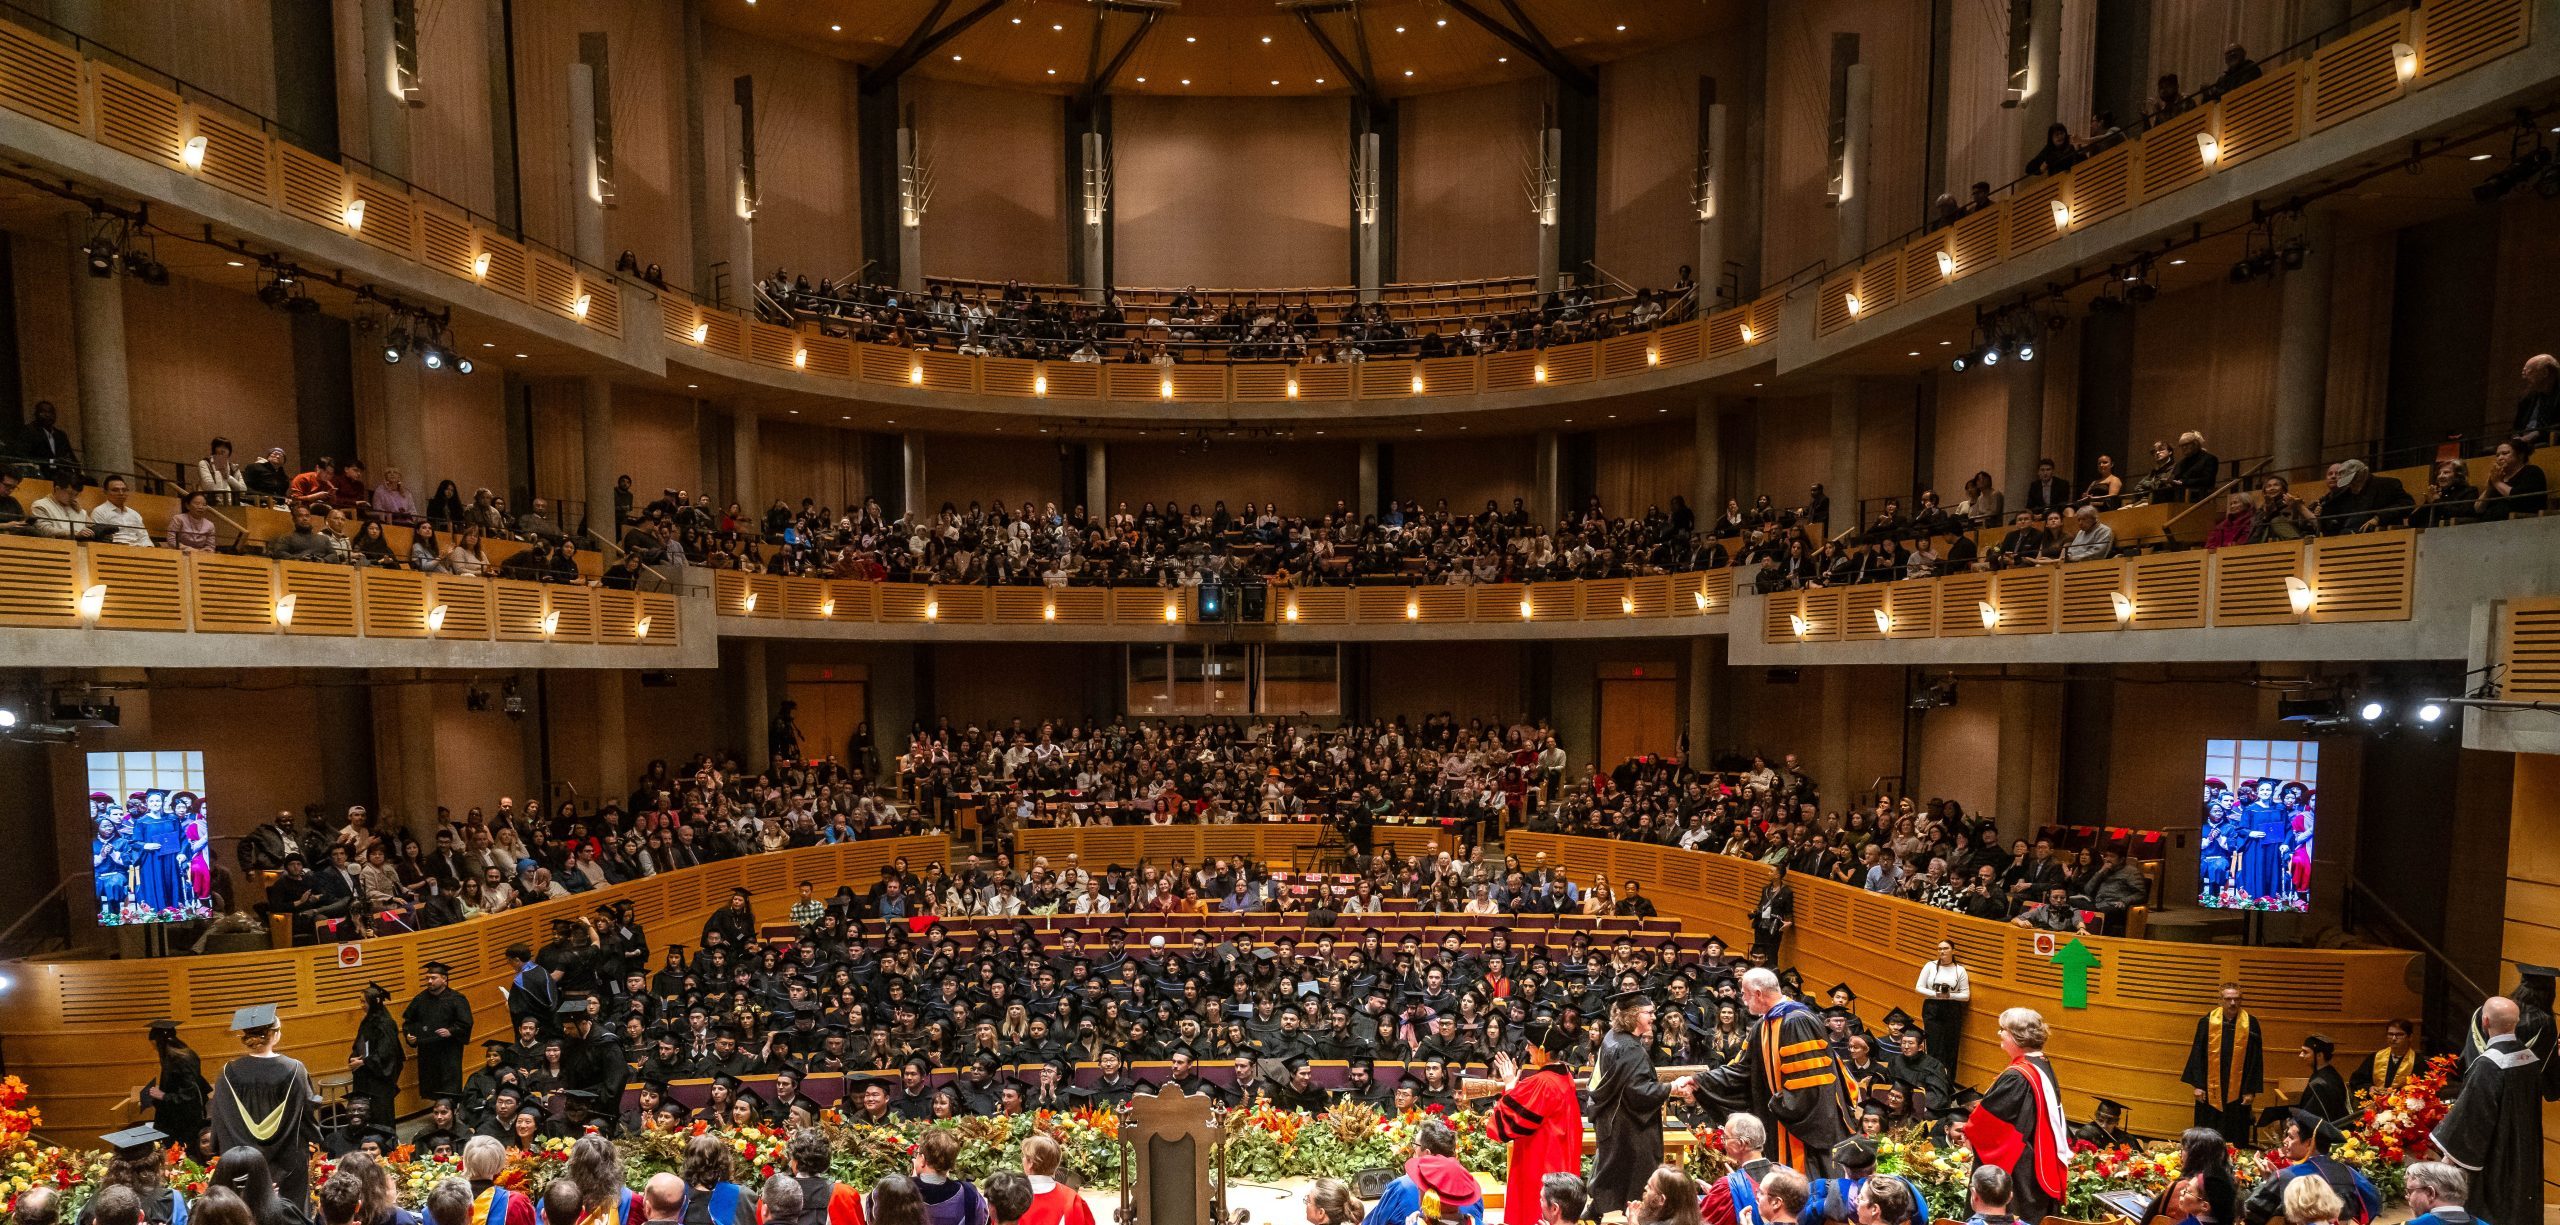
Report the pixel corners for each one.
[256,277,288,307]
[384,323,412,363]
[2416,701,2446,724]
[2014,336,2037,362]
[2277,692,2344,723]
[284,290,322,315]
[83,236,116,277]
[455,355,474,375]
[2127,279,2159,304]
[1949,352,1969,373]
[2278,238,2309,271]
[421,345,445,370]
[2358,699,2387,723]
[1980,345,2000,367]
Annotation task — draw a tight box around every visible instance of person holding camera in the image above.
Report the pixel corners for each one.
[1914,940,1971,1078]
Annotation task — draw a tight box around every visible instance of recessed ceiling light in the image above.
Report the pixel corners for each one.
[1136,76,1145,82]
[829,23,840,31]
[1047,68,1056,74]
[789,409,798,414]
[1404,69,1413,76]
[1010,16,1020,23]
[225,259,244,267]
[1497,56,1508,63]
[1939,340,1952,345]
[841,415,851,420]
[1261,35,1272,44]
[1563,418,1573,422]
[1616,24,1627,31]
[1181,78,1191,85]
[1436,18,1447,26]
[2469,152,2494,161]
[482,342,495,347]
[951,54,962,61]
[1271,79,1280,85]
[1185,35,1196,42]
[1394,25,1405,33]
[1753,382,1763,387]
[687,383,698,389]
[1316,77,1326,83]
[1052,23,1062,30]
[2168,258,2187,266]
[886,419,896,425]
[515,352,528,358]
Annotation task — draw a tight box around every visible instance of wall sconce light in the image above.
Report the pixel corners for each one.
[1285,379,1300,398]
[1872,608,1892,634]
[1284,603,1299,622]
[1033,374,1048,396]
[924,600,938,620]
[1693,590,1709,610]
[820,598,836,618]
[1647,349,1660,366]
[1164,602,1180,623]
[2110,592,2134,623]
[1411,374,1425,394]
[426,603,448,632]
[342,199,366,230]
[1788,613,1809,638]
[741,591,758,613]
[1621,596,1637,615]
[1978,600,2000,629]
[1844,293,1863,317]
[792,348,808,368]
[1160,379,1174,399]
[572,293,592,319]
[2285,576,2315,614]
[1044,605,1057,621]
[1936,250,1955,278]
[180,134,207,170]
[274,593,297,627]
[909,365,925,385]
[1404,600,1420,621]
[1520,598,1534,620]
[539,609,560,635]
[1740,324,1757,343]
[2391,41,2417,82]
[691,322,710,344]
[634,615,652,638]
[77,583,108,620]
[2196,132,2221,166]
[2048,199,2071,230]
[1533,366,1548,383]
[472,251,492,279]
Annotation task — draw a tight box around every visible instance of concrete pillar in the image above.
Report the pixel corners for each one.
[46,0,101,40]
[1358,441,1381,517]
[1535,127,1562,293]
[1829,379,1861,534]
[359,0,411,178]
[729,409,759,514]
[2017,0,2063,163]
[902,433,928,517]
[1684,636,1720,765]
[1994,677,2060,839]
[895,126,924,295]
[580,377,616,551]
[2005,354,2046,510]
[66,215,133,475]
[1837,65,1872,267]
[1355,130,1383,302]
[2271,208,2335,475]
[566,64,608,268]
[371,676,438,838]
[591,671,627,798]
[1820,670,1853,808]
[723,93,756,305]
[737,640,770,774]
[1079,131,1107,303]
[1085,442,1108,515]
[1697,102,1729,310]
[1532,431,1561,528]
[379,360,426,510]
[1692,398,1723,521]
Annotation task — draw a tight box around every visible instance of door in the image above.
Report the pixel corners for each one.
[1599,677,1680,768]
[784,664,869,770]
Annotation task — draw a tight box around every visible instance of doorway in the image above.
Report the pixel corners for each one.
[784,664,869,769]
[1599,671,1680,766]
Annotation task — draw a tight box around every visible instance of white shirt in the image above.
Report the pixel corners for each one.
[1915,961,1971,1001]
[91,500,150,547]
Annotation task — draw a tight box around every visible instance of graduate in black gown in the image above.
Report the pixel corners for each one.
[1588,988,1695,1219]
[207,1004,318,1211]
[2432,995,2546,1225]
[348,984,404,1123]
[138,1020,209,1158]
[2290,1035,2350,1130]
[401,960,475,1102]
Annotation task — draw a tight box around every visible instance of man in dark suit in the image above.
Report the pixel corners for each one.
[2021,460,2071,515]
[8,401,76,471]
[2315,460,2413,534]
[2514,353,2560,445]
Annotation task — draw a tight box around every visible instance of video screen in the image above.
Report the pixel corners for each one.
[87,751,215,926]
[2198,740,2317,913]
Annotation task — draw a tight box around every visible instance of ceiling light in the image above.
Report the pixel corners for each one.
[1316,77,1326,83]
[1497,56,1507,62]
[2469,152,2495,162]
[1185,35,1195,42]
[1180,78,1191,85]
[2168,258,2188,266]
[1394,25,1405,33]
[951,54,962,61]
[1272,79,1280,85]
[1136,77,1145,82]
[1616,24,1628,31]
[225,260,244,267]
[515,352,528,358]
[1261,35,1272,44]
[1010,15,1020,22]
[830,23,840,31]
[1047,68,1056,75]
[1053,23,1062,30]
[1404,69,1414,76]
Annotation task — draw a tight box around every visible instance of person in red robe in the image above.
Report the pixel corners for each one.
[1486,1020,1586,1222]
[1963,1008,2068,1225]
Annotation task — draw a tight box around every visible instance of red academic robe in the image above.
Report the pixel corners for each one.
[1963,1054,2069,1224]
[1488,1063,1584,1219]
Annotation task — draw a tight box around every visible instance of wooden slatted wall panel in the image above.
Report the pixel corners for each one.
[90,64,185,167]
[2213,67,2303,170]
[2501,597,2560,700]
[1286,587,1348,626]
[1526,580,1579,621]
[1816,268,1859,336]
[2308,15,2410,130]
[545,586,596,642]
[190,554,276,632]
[2058,559,2126,632]
[1884,579,1935,638]
[2210,540,2306,626]
[1798,587,1844,641]
[2135,107,2217,201]
[1938,571,1994,637]
[2415,0,2531,81]
[187,107,273,203]
[271,141,349,231]
[2006,175,2070,258]
[1948,207,2005,279]
[428,577,491,639]
[492,579,547,641]
[1841,584,1887,640]
[1992,567,2057,634]
[2065,144,2133,228]
[84,545,183,630]
[2306,530,2416,623]
[0,536,80,626]
[2130,551,2208,629]
[0,20,84,131]
[637,592,679,645]
[280,563,358,636]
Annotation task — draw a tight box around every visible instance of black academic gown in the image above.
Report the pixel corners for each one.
[349,1004,405,1122]
[2432,1033,2544,1225]
[401,987,475,1100]
[2181,1007,2263,1136]
[150,1042,211,1155]
[210,1049,318,1209]
[1587,1028,1674,1217]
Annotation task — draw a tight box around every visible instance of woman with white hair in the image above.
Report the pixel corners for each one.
[1962,1008,2067,1225]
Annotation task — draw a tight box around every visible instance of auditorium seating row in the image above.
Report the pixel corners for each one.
[0,535,679,645]
[752,909,1688,948]
[632,1057,1479,1116]
[1761,529,2418,644]
[922,274,1547,316]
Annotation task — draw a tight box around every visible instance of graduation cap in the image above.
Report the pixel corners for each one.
[2301,1034,2335,1057]
[421,961,454,977]
[1825,982,1857,1002]
[480,1038,515,1054]
[146,1018,180,1037]
[1524,1020,1579,1056]
[1606,987,1656,1009]
[231,1004,280,1033]
[2092,1097,2128,1123]
[1881,1007,1915,1029]
[2282,1107,2345,1150]
[101,1125,168,1158]
[2516,963,2560,984]
[1829,1137,1879,1170]
[557,1000,594,1021]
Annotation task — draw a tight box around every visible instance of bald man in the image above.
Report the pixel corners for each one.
[2432,996,2543,1225]
[642,1174,687,1224]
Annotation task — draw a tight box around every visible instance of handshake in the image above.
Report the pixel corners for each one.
[1668,1075,1699,1101]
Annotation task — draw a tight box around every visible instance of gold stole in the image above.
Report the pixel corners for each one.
[2206,1007,2254,1102]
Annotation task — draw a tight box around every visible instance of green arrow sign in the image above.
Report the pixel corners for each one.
[2052,937,2098,1009]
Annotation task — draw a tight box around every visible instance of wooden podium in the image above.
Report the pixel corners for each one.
[1116,1085,1230,1225]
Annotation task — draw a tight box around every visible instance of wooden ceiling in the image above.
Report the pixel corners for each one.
[708,0,1743,98]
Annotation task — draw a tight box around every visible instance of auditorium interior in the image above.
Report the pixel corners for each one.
[1,0,2558,1221]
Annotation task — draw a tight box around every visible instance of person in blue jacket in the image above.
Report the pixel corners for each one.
[2241,1109,2378,1225]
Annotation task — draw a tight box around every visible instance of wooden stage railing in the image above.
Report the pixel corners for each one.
[1504,831,2421,1133]
[0,536,679,647]
[0,835,948,1139]
[1759,530,2417,645]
